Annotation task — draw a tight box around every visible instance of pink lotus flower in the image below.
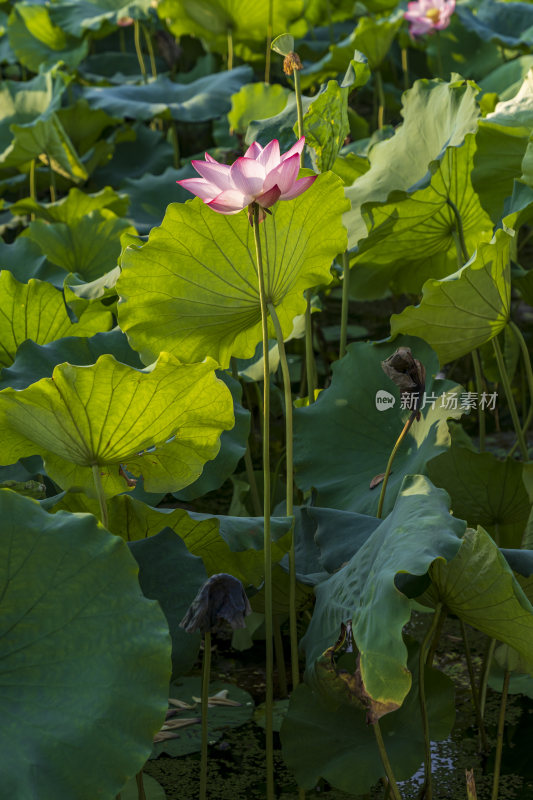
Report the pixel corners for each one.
[177,137,316,223]
[404,0,455,36]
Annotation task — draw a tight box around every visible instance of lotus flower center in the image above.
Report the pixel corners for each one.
[425,8,440,22]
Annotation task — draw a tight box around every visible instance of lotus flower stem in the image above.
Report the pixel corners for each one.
[419,603,443,800]
[471,350,486,452]
[45,154,56,204]
[142,24,157,79]
[91,464,109,528]
[305,291,316,402]
[200,631,212,800]
[340,251,351,359]
[253,204,275,800]
[227,28,234,71]
[244,445,262,516]
[479,638,496,719]
[377,413,416,518]
[273,615,288,697]
[446,198,469,263]
[135,772,147,800]
[375,70,385,130]
[268,300,299,689]
[460,620,488,751]
[509,321,533,446]
[133,20,148,83]
[293,69,305,168]
[372,720,402,800]
[29,159,36,204]
[401,47,409,90]
[265,0,274,83]
[425,605,447,666]
[491,668,510,800]
[492,335,529,460]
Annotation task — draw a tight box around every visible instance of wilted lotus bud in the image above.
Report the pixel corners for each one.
[283,51,303,75]
[381,347,426,414]
[180,573,252,634]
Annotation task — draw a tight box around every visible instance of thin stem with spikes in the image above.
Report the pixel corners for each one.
[141,24,157,78]
[265,0,273,83]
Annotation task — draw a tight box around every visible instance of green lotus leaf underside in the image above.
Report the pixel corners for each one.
[0,354,235,498]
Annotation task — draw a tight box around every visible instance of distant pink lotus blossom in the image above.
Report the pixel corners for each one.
[177,137,316,223]
[404,0,455,36]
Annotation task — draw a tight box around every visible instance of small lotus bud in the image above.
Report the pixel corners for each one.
[180,573,252,634]
[381,347,426,413]
[283,52,303,75]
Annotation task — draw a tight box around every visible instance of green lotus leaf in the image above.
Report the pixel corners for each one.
[456,0,533,52]
[390,229,511,365]
[294,336,463,517]
[424,14,503,83]
[0,328,142,390]
[0,272,113,369]
[117,172,348,368]
[0,236,66,285]
[480,55,533,100]
[0,490,171,799]
[55,98,123,178]
[428,526,533,670]
[0,354,235,498]
[92,122,174,187]
[81,68,253,123]
[298,29,359,91]
[120,164,196,234]
[301,475,464,710]
[427,442,531,549]
[10,186,128,224]
[307,506,381,574]
[157,0,306,60]
[281,639,455,793]
[246,91,315,152]
[228,82,290,136]
[351,134,493,297]
[22,210,136,281]
[0,71,87,180]
[121,774,165,800]
[77,51,168,85]
[343,76,480,249]
[49,0,153,36]
[352,9,403,70]
[8,3,89,72]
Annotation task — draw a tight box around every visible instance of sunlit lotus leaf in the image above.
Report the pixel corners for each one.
[343,77,479,249]
[472,122,530,223]
[56,99,123,178]
[81,68,253,123]
[301,476,464,711]
[480,55,533,100]
[117,172,348,368]
[0,490,170,799]
[0,354,234,498]
[352,9,403,70]
[246,92,314,152]
[427,442,531,549]
[49,0,153,36]
[0,272,113,369]
[0,71,87,180]
[281,640,455,794]
[228,82,289,135]
[8,3,89,72]
[351,134,493,297]
[456,0,533,52]
[11,186,128,224]
[22,210,136,281]
[390,229,511,365]
[294,336,463,517]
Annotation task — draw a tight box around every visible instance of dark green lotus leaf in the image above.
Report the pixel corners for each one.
[0,237,67,285]
[390,229,511,365]
[77,52,169,85]
[301,475,464,710]
[424,14,503,84]
[0,272,113,369]
[150,677,254,758]
[92,122,174,187]
[117,172,348,368]
[308,506,381,574]
[456,0,533,52]
[352,9,403,70]
[0,328,142,390]
[157,0,306,61]
[120,774,165,800]
[56,98,123,178]
[480,54,533,101]
[294,336,463,517]
[343,77,480,249]
[49,0,153,36]
[298,28,359,91]
[351,134,493,297]
[81,67,253,123]
[427,442,530,549]
[22,210,136,281]
[0,354,234,499]
[129,528,207,678]
[278,507,331,587]
[489,643,533,697]
[11,186,128,224]
[428,526,533,669]
[8,3,89,72]
[121,164,196,234]
[281,638,455,793]
[0,71,87,180]
[0,490,171,800]
[228,82,290,136]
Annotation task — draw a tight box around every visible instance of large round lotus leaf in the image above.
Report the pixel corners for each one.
[0,354,234,498]
[228,82,289,135]
[351,134,494,298]
[0,272,113,369]
[281,638,455,793]
[8,4,89,72]
[11,186,128,224]
[0,237,64,285]
[294,336,463,517]
[427,442,531,549]
[117,172,348,368]
[120,774,165,800]
[92,123,174,187]
[81,68,253,123]
[456,0,533,51]
[49,0,153,36]
[390,229,511,365]
[150,677,254,758]
[301,475,464,709]
[352,9,403,70]
[0,489,171,800]
[121,164,196,234]
[343,77,479,249]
